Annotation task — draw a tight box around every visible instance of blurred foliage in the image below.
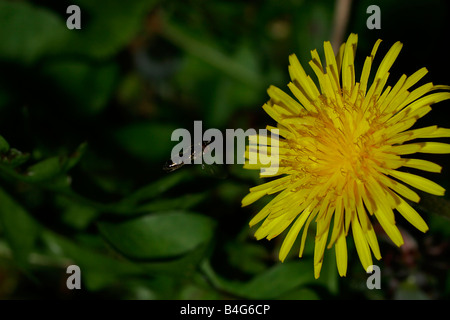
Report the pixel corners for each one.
[0,0,449,300]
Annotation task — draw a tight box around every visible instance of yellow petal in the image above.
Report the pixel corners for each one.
[389,143,422,155]
[254,214,289,240]
[403,67,428,90]
[310,49,323,70]
[365,221,382,260]
[379,74,406,112]
[418,142,450,154]
[267,85,303,114]
[403,158,442,173]
[314,219,330,269]
[352,216,373,271]
[423,127,450,139]
[404,92,450,113]
[360,39,382,95]
[323,41,340,88]
[395,197,429,233]
[374,41,403,85]
[279,208,311,262]
[241,190,267,207]
[374,206,404,247]
[380,68,428,116]
[288,54,320,105]
[335,230,348,277]
[287,82,316,112]
[262,103,283,123]
[248,201,273,227]
[327,195,344,248]
[342,33,358,93]
[378,174,421,203]
[336,42,345,75]
[388,169,445,196]
[249,175,290,193]
[299,209,318,257]
[388,125,438,144]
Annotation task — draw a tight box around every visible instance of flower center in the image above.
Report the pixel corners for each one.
[287,94,384,194]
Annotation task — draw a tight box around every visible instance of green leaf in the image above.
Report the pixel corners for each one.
[25,157,62,181]
[58,198,99,231]
[123,170,192,203]
[315,247,339,295]
[41,228,209,291]
[98,211,216,260]
[114,122,180,162]
[41,230,144,291]
[277,287,320,300]
[0,187,39,266]
[0,148,30,168]
[237,261,315,299]
[293,1,334,66]
[172,42,265,127]
[42,60,118,115]
[0,1,68,64]
[427,210,450,238]
[24,143,87,182]
[162,19,263,89]
[0,135,9,153]
[394,276,430,300]
[216,181,248,205]
[417,191,450,221]
[119,170,194,207]
[61,0,159,59]
[65,142,88,171]
[135,192,208,213]
[0,86,12,110]
[225,241,268,275]
[202,260,317,299]
[138,243,212,277]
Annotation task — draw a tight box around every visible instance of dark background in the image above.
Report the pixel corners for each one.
[0,0,449,299]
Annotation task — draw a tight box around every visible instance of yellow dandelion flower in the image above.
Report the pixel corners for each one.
[241,33,450,278]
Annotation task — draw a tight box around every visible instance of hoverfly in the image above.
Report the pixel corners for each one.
[163,138,227,178]
[163,139,214,172]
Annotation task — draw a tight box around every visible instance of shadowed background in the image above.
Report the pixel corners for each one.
[0,0,449,299]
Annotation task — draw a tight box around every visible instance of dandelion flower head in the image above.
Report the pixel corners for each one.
[242,33,450,278]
